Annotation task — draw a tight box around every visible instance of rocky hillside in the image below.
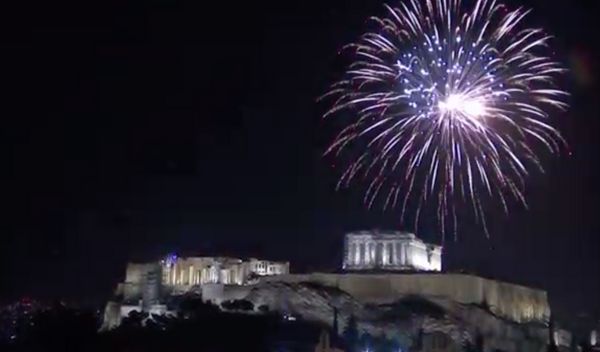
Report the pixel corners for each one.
[240,281,549,352]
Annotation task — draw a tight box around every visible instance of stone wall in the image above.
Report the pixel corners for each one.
[113,262,160,306]
[99,301,123,331]
[125,263,159,284]
[260,273,550,324]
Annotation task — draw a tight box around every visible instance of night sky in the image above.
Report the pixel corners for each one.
[1,0,599,322]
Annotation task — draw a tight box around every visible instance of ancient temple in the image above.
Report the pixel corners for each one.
[160,254,289,286]
[342,230,442,271]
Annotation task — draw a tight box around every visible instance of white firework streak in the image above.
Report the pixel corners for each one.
[322,0,568,237]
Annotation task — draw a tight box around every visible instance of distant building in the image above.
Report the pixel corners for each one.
[160,254,289,286]
[343,230,442,272]
[101,254,289,330]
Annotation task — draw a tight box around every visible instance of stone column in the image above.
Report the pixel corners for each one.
[392,241,398,265]
[369,241,376,265]
[164,265,170,285]
[381,241,390,266]
[359,241,365,266]
[398,243,403,267]
[383,242,388,265]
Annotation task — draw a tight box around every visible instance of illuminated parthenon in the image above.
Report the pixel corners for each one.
[342,230,442,272]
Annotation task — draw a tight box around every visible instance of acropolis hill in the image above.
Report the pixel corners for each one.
[102,230,566,352]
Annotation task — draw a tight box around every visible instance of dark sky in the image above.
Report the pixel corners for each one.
[1,0,598,322]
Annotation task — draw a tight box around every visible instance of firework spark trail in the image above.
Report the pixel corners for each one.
[322,0,568,238]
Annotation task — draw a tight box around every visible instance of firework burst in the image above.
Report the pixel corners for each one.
[322,0,568,237]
